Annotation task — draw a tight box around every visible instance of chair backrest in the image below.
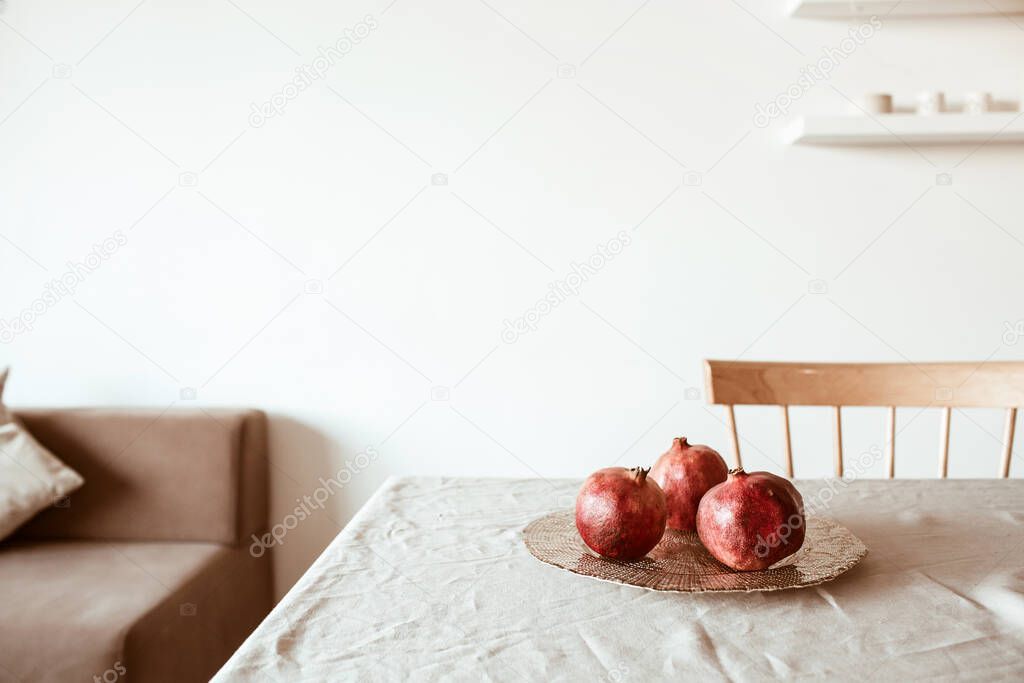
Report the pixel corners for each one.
[704,360,1024,478]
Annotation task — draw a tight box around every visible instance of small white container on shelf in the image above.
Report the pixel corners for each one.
[963,92,992,115]
[916,91,946,115]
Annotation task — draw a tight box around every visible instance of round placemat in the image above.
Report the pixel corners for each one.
[523,510,867,593]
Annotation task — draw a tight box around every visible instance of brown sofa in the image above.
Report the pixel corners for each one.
[0,408,273,683]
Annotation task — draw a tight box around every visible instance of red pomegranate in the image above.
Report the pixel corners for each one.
[650,437,728,531]
[575,467,667,561]
[696,468,805,571]
[777,476,805,515]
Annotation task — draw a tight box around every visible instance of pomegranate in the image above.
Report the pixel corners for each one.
[777,476,805,515]
[696,468,805,571]
[650,437,728,531]
[575,467,667,561]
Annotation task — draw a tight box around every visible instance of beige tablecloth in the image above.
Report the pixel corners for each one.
[215,477,1024,681]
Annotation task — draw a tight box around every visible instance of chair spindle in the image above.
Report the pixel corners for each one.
[724,404,741,469]
[780,405,793,478]
[939,407,951,479]
[1001,407,1017,478]
[832,406,843,477]
[886,406,896,479]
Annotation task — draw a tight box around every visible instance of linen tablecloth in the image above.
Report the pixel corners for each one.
[214,477,1024,681]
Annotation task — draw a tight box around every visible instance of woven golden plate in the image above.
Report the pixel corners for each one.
[523,510,867,593]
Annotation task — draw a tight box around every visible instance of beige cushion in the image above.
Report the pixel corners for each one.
[0,368,84,541]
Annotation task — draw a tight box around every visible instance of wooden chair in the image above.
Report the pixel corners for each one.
[704,360,1024,478]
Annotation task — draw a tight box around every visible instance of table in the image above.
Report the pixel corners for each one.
[214,477,1024,681]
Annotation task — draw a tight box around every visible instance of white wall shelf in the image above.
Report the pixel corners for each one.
[786,114,1024,145]
[788,0,1024,17]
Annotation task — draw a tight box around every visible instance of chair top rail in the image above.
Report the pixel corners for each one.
[705,360,1024,408]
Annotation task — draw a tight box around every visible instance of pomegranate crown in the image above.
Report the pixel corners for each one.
[629,466,651,483]
[728,467,746,477]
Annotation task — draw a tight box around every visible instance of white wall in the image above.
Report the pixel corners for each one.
[2,0,1023,597]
